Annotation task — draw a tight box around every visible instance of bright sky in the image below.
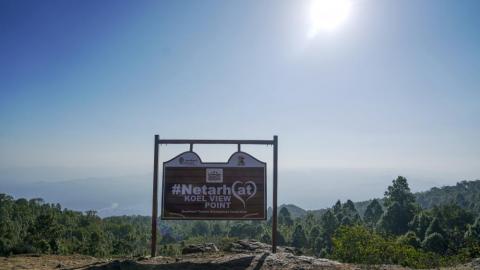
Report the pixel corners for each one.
[1,0,479,210]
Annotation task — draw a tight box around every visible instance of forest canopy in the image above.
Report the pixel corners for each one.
[1,178,479,268]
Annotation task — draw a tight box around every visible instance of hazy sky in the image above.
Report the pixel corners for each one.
[1,0,479,211]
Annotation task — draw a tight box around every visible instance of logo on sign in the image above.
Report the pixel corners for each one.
[206,168,223,183]
[232,181,257,208]
[179,156,197,165]
[238,155,245,166]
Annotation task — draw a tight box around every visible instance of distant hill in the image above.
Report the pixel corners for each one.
[415,180,480,212]
[267,204,308,219]
[281,179,480,219]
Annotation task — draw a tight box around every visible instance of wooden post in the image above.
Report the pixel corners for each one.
[151,135,159,257]
[272,135,278,253]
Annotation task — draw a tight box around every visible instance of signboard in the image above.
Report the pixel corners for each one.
[161,151,266,220]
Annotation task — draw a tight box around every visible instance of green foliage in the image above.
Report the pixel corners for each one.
[0,176,479,266]
[191,221,209,237]
[228,222,262,239]
[384,176,416,208]
[416,180,480,214]
[364,199,383,227]
[291,224,307,248]
[425,218,444,237]
[332,225,439,268]
[278,207,294,227]
[397,231,420,249]
[379,176,417,235]
[409,212,432,240]
[422,232,448,254]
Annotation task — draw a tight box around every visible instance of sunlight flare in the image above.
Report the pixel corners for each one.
[308,0,352,37]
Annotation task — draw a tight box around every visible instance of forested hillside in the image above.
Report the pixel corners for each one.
[1,178,479,268]
[328,179,480,217]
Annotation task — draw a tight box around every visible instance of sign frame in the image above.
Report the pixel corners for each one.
[150,136,279,256]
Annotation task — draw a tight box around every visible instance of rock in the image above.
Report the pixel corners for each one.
[55,263,65,268]
[228,239,302,255]
[471,258,480,270]
[228,239,271,253]
[181,243,219,254]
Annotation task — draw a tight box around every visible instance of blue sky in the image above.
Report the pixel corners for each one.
[1,0,479,212]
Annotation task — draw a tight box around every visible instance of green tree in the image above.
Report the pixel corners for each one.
[422,232,447,254]
[379,176,417,235]
[342,200,361,223]
[278,207,294,227]
[397,231,421,248]
[291,224,307,248]
[308,226,320,249]
[191,221,209,237]
[333,200,342,215]
[364,199,383,227]
[424,218,444,238]
[409,212,432,240]
[465,217,480,242]
[317,210,339,254]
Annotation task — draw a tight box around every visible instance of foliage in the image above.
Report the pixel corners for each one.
[1,177,479,266]
[333,225,439,268]
[278,207,294,227]
[364,199,383,227]
[379,176,417,235]
[422,232,447,254]
[291,224,307,248]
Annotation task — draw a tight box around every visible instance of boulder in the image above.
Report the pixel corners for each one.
[181,243,219,254]
[228,239,301,255]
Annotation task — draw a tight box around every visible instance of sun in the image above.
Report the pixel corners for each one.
[308,0,352,37]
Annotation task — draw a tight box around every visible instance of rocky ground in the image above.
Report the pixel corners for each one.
[1,240,479,270]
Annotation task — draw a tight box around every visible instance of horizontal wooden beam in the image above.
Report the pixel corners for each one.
[156,139,274,145]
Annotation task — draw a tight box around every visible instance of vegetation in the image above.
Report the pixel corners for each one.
[1,178,480,268]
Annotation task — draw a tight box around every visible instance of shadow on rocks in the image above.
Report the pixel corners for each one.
[84,256,256,270]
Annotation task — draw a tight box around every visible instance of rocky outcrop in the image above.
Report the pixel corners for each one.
[84,252,347,270]
[182,243,219,254]
[228,239,302,255]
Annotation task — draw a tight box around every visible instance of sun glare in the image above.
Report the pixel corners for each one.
[308,0,352,37]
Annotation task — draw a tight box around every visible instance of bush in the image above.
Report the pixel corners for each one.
[422,232,447,254]
[332,225,439,268]
[397,231,420,249]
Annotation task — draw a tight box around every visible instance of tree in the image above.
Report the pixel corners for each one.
[317,210,339,254]
[333,200,342,215]
[278,207,294,227]
[465,217,480,242]
[364,199,383,227]
[321,210,339,235]
[291,224,307,248]
[309,226,321,249]
[397,231,420,248]
[211,223,223,236]
[425,218,444,238]
[342,200,362,224]
[464,216,480,257]
[422,232,447,254]
[191,221,209,237]
[384,176,415,208]
[379,202,408,235]
[379,176,417,235]
[26,213,62,253]
[409,212,432,240]
[276,230,287,246]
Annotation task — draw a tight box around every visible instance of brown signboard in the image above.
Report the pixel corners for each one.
[161,151,266,220]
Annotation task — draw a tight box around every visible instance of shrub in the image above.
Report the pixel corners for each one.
[332,225,439,268]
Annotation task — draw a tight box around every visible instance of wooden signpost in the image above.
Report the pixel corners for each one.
[151,136,278,257]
